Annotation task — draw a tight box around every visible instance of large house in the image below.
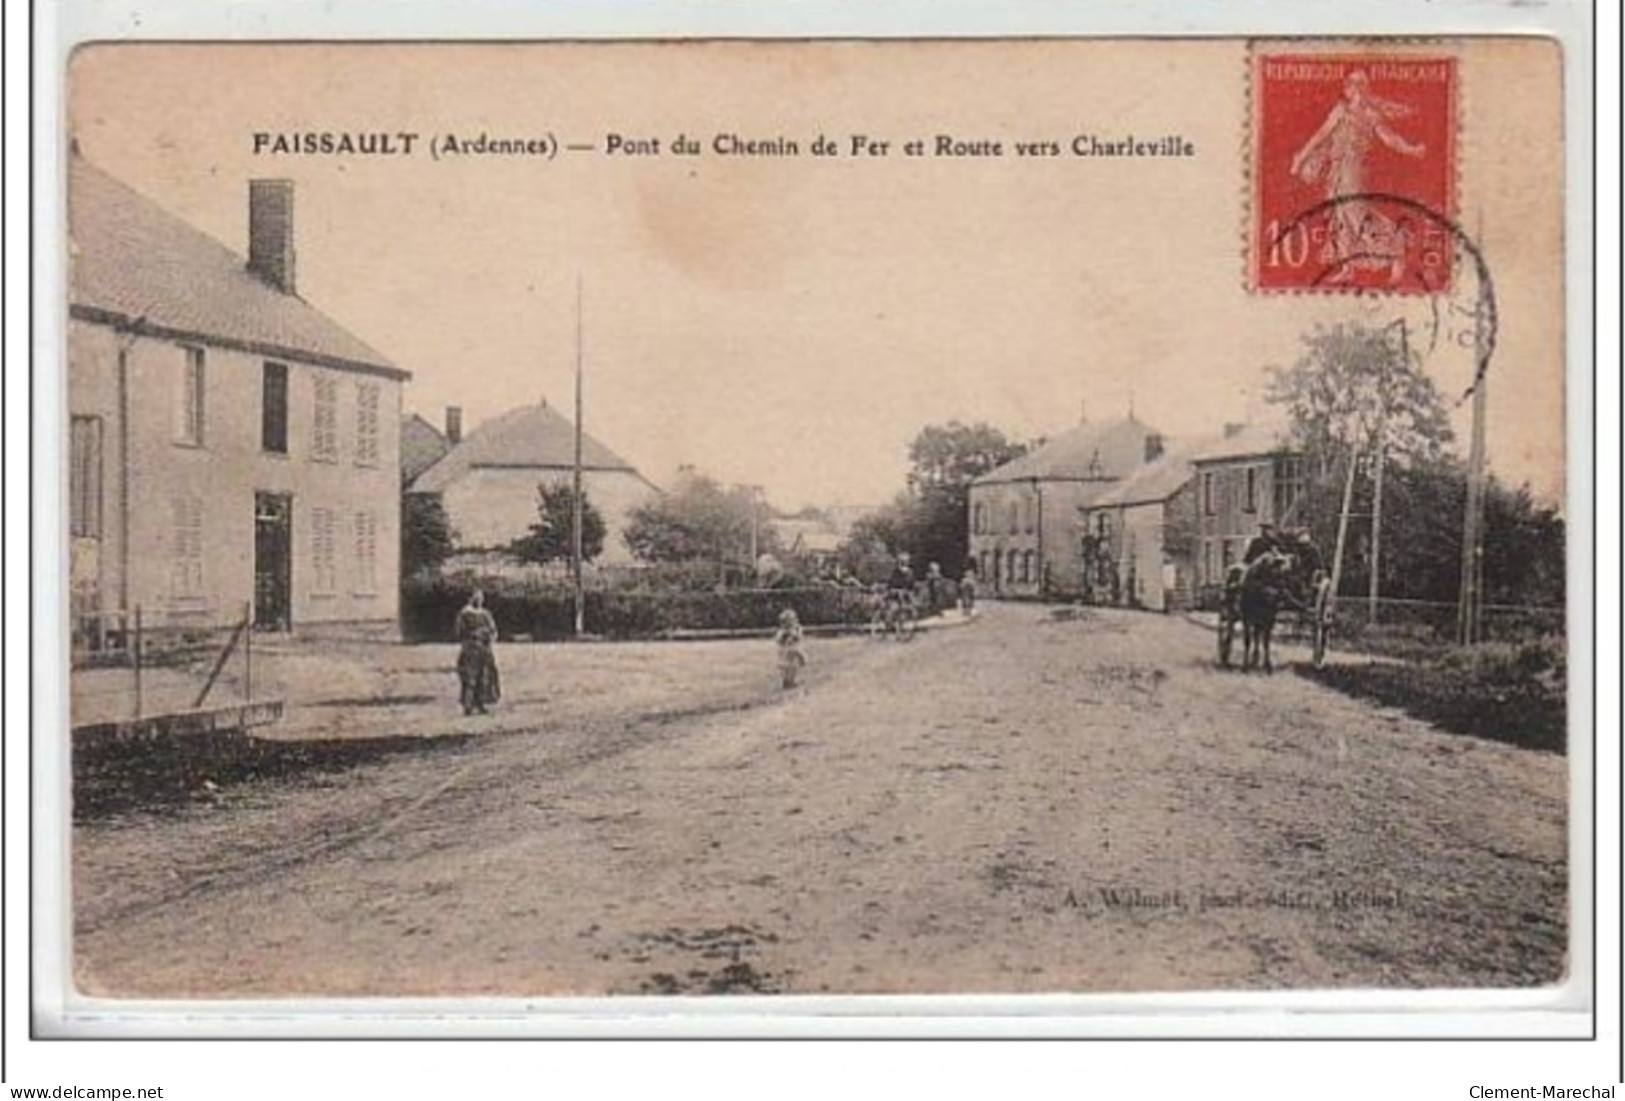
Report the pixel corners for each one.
[967,414,1166,598]
[1078,444,1205,612]
[1189,422,1307,597]
[407,402,660,565]
[68,157,410,639]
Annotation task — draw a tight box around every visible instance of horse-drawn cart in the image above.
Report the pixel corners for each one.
[1217,559,1332,671]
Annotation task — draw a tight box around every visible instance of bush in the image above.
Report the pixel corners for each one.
[1298,635,1566,754]
[402,572,873,642]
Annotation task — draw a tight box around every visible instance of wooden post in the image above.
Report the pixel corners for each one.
[1327,449,1359,620]
[1458,370,1488,645]
[244,599,253,701]
[132,605,143,720]
[1369,320,1401,625]
[572,276,586,639]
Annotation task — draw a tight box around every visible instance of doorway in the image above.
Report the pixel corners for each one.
[254,492,292,631]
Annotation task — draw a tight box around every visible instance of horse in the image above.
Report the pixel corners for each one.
[1239,551,1296,673]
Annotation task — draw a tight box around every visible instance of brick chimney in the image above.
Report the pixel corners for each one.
[445,406,463,446]
[247,179,296,294]
[1143,433,1165,463]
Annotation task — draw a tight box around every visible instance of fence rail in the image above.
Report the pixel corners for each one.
[70,603,259,723]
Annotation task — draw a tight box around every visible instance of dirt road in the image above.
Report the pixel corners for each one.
[73,604,1567,997]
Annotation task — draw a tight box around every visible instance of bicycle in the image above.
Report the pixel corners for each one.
[878,591,918,641]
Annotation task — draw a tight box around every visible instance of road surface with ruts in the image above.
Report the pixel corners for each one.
[73,603,1567,998]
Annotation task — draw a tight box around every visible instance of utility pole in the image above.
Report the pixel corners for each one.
[1327,446,1359,619]
[572,276,586,639]
[1458,365,1488,645]
[1369,319,1403,625]
[1458,213,1492,646]
[747,486,761,571]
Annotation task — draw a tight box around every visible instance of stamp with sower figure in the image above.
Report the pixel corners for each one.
[1251,51,1457,294]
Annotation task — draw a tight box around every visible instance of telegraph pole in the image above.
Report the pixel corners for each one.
[1457,212,1491,647]
[1327,446,1359,618]
[572,276,586,639]
[1369,319,1403,625]
[1457,367,1488,645]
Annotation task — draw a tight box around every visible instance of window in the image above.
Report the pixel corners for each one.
[1202,471,1217,515]
[1007,501,1019,535]
[312,375,339,462]
[175,346,205,446]
[355,382,380,466]
[1244,466,1258,513]
[353,510,378,593]
[70,416,102,538]
[170,496,204,597]
[311,507,337,594]
[1005,552,1016,583]
[1024,498,1035,535]
[1274,455,1306,523]
[971,503,983,535]
[262,362,289,453]
[1021,551,1034,584]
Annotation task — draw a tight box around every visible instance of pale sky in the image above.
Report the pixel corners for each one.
[68,40,1565,513]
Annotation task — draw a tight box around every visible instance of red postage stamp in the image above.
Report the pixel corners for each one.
[1251,52,1457,293]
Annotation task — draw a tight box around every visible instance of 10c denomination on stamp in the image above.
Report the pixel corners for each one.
[1251,51,1457,293]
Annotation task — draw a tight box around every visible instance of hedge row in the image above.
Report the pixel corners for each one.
[403,576,876,642]
[1297,636,1566,755]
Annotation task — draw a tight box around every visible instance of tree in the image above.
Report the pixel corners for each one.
[623,471,774,569]
[401,493,456,578]
[1266,322,1455,475]
[908,422,1030,489]
[901,422,1028,576]
[509,482,606,565]
[1266,322,1460,591]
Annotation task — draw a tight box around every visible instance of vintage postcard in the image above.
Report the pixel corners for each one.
[57,37,1572,1011]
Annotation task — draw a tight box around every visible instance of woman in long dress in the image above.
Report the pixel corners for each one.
[455,590,501,715]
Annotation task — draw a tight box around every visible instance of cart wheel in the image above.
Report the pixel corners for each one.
[1310,583,1331,667]
[1217,616,1235,668]
[897,609,918,641]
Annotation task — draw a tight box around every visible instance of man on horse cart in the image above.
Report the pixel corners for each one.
[1219,524,1331,670]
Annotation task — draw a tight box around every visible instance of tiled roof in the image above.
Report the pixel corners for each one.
[410,403,648,493]
[1087,438,1214,509]
[400,413,450,483]
[972,417,1162,486]
[68,157,403,378]
[1091,456,1188,508]
[1188,422,1297,463]
[767,518,844,554]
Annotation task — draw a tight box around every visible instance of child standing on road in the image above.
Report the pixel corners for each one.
[775,608,806,689]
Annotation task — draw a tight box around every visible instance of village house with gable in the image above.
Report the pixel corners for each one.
[406,402,660,566]
[966,413,1166,599]
[1077,443,1205,612]
[68,156,410,641]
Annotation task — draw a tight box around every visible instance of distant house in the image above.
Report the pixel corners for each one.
[967,415,1166,598]
[766,517,844,569]
[407,402,659,565]
[68,157,410,639]
[1189,423,1307,597]
[1078,444,1205,612]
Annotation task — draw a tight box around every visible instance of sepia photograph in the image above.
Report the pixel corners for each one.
[57,37,1573,1007]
